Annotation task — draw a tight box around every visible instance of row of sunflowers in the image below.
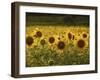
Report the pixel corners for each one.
[26,25,89,67]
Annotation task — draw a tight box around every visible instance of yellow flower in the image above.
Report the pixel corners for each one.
[49,36,55,44]
[77,39,85,48]
[55,40,67,54]
[26,36,34,48]
[35,31,42,38]
[57,41,65,50]
[82,32,89,40]
[67,32,74,40]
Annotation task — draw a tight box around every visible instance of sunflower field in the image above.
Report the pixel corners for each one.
[26,13,89,67]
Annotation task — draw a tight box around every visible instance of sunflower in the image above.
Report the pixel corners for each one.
[68,32,74,40]
[73,31,89,49]
[49,37,55,44]
[82,32,89,39]
[40,39,46,46]
[75,38,89,56]
[67,32,75,47]
[57,41,65,50]
[77,39,85,48]
[68,32,72,40]
[83,33,87,38]
[26,36,34,48]
[35,31,42,38]
[48,35,59,51]
[48,36,56,50]
[55,40,66,54]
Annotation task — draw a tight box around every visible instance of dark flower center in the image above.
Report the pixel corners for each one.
[26,36,33,46]
[57,41,65,50]
[77,39,85,48]
[58,37,60,40]
[40,39,46,45]
[36,31,42,37]
[49,37,55,43]
[83,33,87,38]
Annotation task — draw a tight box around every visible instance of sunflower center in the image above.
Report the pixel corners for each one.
[36,31,42,37]
[83,33,87,38]
[58,37,60,40]
[26,36,33,46]
[58,41,65,50]
[49,37,55,43]
[40,39,46,45]
[77,39,85,48]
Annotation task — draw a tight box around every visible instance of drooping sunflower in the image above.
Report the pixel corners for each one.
[68,32,72,40]
[67,32,75,47]
[68,32,74,40]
